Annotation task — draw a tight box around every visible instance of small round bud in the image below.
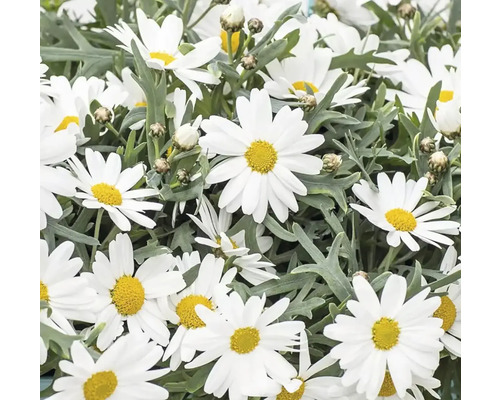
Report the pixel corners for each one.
[154,158,170,174]
[419,137,436,154]
[428,151,449,173]
[299,94,317,111]
[322,153,343,173]
[220,5,245,33]
[398,3,416,19]
[173,124,199,151]
[353,271,370,281]
[424,171,438,186]
[213,0,230,4]
[176,169,190,185]
[149,122,166,138]
[247,18,263,34]
[241,54,257,70]
[94,107,112,124]
[442,126,461,141]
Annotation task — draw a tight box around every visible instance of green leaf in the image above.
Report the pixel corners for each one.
[96,0,117,25]
[249,273,315,297]
[406,261,423,299]
[133,240,171,264]
[47,220,99,246]
[292,223,325,263]
[186,363,213,393]
[121,108,146,133]
[329,49,396,71]
[170,221,195,252]
[40,323,81,359]
[283,298,325,319]
[426,270,461,291]
[263,216,297,242]
[420,81,442,138]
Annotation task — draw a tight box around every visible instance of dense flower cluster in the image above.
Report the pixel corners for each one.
[40,1,461,399]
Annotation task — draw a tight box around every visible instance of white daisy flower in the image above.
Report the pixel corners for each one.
[68,148,163,231]
[174,250,202,273]
[57,0,97,24]
[265,331,345,400]
[324,275,444,400]
[82,233,186,350]
[159,254,237,370]
[104,9,221,99]
[320,0,378,30]
[439,246,461,276]
[350,172,460,251]
[262,34,368,108]
[49,333,170,400]
[40,240,96,334]
[184,292,306,400]
[200,88,324,223]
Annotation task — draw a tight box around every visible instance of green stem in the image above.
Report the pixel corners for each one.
[105,123,127,145]
[100,225,120,250]
[90,209,104,268]
[187,3,216,29]
[170,181,182,189]
[167,148,179,163]
[153,138,161,160]
[378,245,402,273]
[242,32,254,52]
[227,31,234,65]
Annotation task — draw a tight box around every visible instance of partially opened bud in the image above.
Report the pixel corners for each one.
[149,122,166,138]
[428,151,449,173]
[419,137,436,154]
[322,153,342,173]
[154,158,170,174]
[173,124,199,151]
[299,94,317,111]
[94,107,112,124]
[220,5,245,33]
[241,54,257,70]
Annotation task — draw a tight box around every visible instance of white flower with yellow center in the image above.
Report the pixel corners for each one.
[350,172,460,251]
[188,196,278,285]
[104,9,221,99]
[49,333,170,400]
[68,148,163,231]
[200,88,324,223]
[83,233,186,351]
[40,239,96,340]
[324,275,444,400]
[184,292,306,400]
[262,35,368,108]
[159,254,237,370]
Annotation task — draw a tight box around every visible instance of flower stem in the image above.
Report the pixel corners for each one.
[90,208,104,268]
[105,123,127,145]
[187,3,215,29]
[227,31,234,65]
[378,245,402,273]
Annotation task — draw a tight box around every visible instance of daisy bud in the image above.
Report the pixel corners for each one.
[220,5,245,33]
[154,158,170,174]
[299,94,317,111]
[247,18,263,34]
[419,137,436,154]
[176,169,190,185]
[149,122,166,138]
[428,151,449,173]
[94,106,112,124]
[322,153,342,173]
[241,54,257,70]
[173,124,200,151]
[442,127,461,141]
[353,271,370,281]
[398,3,416,19]
[425,171,438,186]
[213,0,230,4]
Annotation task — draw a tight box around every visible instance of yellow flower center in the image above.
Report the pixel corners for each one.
[230,327,260,354]
[91,183,123,206]
[292,81,319,93]
[276,379,306,400]
[215,236,239,249]
[245,140,278,174]
[83,370,118,400]
[433,295,457,332]
[220,30,241,53]
[134,101,147,107]
[55,115,79,132]
[378,371,397,397]
[385,208,417,232]
[372,317,400,350]
[110,276,145,316]
[149,52,176,66]
[439,90,454,103]
[176,294,214,329]
[40,281,49,302]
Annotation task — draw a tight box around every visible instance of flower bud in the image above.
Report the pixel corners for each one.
[247,18,263,34]
[94,107,112,124]
[442,126,461,141]
[173,124,199,151]
[398,3,416,19]
[299,94,317,111]
[176,169,190,185]
[241,54,257,70]
[213,0,230,4]
[419,137,436,154]
[154,158,170,174]
[353,271,370,281]
[149,122,166,138]
[428,151,448,173]
[424,171,438,187]
[220,5,245,33]
[322,153,342,173]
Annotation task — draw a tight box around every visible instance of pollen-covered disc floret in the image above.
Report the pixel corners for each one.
[83,371,118,400]
[230,327,261,354]
[176,295,214,328]
[385,208,417,232]
[276,379,306,400]
[91,183,123,206]
[244,140,278,174]
[372,317,400,350]
[111,276,145,316]
[378,371,397,397]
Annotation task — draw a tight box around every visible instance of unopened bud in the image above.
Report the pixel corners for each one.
[424,171,438,186]
[442,126,461,141]
[247,18,263,34]
[173,124,199,151]
[353,271,370,281]
[299,94,317,111]
[322,153,342,173]
[428,151,448,173]
[213,0,230,4]
[241,54,257,70]
[149,122,166,138]
[176,169,190,185]
[94,107,112,124]
[398,3,416,19]
[154,158,170,174]
[220,5,245,33]
[419,137,436,154]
